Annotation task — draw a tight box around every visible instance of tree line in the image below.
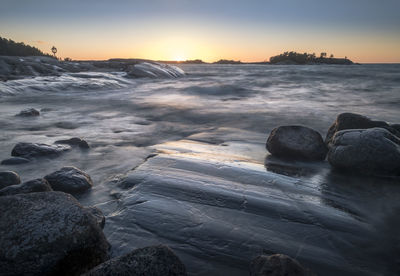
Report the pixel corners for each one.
[0,37,53,57]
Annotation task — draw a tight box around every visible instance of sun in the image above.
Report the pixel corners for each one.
[172,53,186,62]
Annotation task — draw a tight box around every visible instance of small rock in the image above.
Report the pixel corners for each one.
[0,178,52,196]
[0,171,21,189]
[266,126,327,161]
[0,192,109,275]
[325,113,397,146]
[16,108,40,117]
[84,206,106,229]
[83,245,187,276]
[250,254,306,276]
[328,128,400,177]
[1,157,30,165]
[11,142,71,158]
[44,166,93,194]
[55,137,90,149]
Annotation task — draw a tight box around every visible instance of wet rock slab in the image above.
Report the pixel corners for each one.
[105,149,378,276]
[0,191,109,275]
[84,245,187,276]
[250,254,308,276]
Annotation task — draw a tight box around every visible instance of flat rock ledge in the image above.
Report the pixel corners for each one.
[44,166,93,194]
[266,125,327,161]
[0,191,109,276]
[83,245,187,276]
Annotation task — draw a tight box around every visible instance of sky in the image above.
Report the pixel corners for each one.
[1,0,399,63]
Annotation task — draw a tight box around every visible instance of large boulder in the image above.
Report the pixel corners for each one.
[83,245,187,276]
[0,178,52,196]
[0,192,109,275]
[16,108,40,117]
[325,113,399,146]
[266,126,327,161]
[0,171,21,189]
[44,166,93,194]
[328,128,400,177]
[250,254,307,276]
[55,137,90,149]
[11,142,71,159]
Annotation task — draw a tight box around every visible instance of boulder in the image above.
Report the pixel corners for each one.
[83,245,187,276]
[328,128,400,177]
[1,157,30,165]
[55,137,90,149]
[0,171,21,189]
[0,178,52,196]
[16,108,40,117]
[266,126,327,161]
[0,192,109,275]
[325,113,399,146]
[11,142,71,159]
[44,166,93,194]
[250,254,306,276]
[84,206,106,229]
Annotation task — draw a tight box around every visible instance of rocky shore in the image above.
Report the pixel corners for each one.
[1,109,398,275]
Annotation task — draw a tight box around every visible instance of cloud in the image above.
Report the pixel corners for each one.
[32,40,47,44]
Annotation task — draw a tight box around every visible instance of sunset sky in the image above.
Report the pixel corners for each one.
[1,0,399,63]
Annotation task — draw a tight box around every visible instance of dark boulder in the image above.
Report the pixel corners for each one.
[325,113,399,146]
[1,157,30,165]
[266,126,327,161]
[0,178,52,196]
[83,245,187,276]
[55,137,90,149]
[44,166,93,194]
[250,254,307,276]
[11,142,71,159]
[328,128,400,177]
[0,171,21,189]
[16,108,40,117]
[84,206,106,229]
[0,192,109,275]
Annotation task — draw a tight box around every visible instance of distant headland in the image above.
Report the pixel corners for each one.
[0,36,354,65]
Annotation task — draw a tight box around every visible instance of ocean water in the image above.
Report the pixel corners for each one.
[0,64,399,275]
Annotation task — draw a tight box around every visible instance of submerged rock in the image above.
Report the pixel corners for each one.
[83,245,187,276]
[44,166,93,194]
[84,206,106,229]
[16,107,40,117]
[11,142,71,158]
[0,178,52,196]
[0,171,21,189]
[325,113,399,146]
[0,191,109,275]
[250,254,307,276]
[1,157,30,165]
[328,128,400,177]
[266,126,327,161]
[55,137,90,149]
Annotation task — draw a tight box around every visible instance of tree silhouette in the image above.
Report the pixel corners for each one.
[51,46,57,57]
[320,52,327,58]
